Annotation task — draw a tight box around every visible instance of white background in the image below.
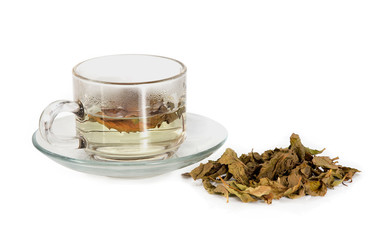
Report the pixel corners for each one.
[1,0,389,239]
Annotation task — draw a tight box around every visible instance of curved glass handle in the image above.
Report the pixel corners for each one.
[39,100,86,148]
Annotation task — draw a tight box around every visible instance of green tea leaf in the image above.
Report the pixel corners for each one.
[305,147,325,155]
[230,181,248,191]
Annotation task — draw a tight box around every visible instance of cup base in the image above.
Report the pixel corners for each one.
[91,151,174,162]
[86,145,180,162]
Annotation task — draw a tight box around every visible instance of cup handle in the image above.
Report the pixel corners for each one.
[39,100,86,148]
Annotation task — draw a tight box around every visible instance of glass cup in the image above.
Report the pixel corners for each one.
[39,54,186,161]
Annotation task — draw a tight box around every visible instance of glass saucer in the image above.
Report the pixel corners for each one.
[32,113,227,178]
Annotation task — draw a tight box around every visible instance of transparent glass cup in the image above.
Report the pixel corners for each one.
[39,54,186,161]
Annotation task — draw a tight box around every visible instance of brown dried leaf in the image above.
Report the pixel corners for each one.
[202,179,216,194]
[228,162,249,185]
[284,180,302,197]
[217,148,240,165]
[188,162,215,180]
[342,167,360,182]
[287,171,302,188]
[312,156,340,170]
[290,133,306,162]
[244,185,272,198]
[262,193,274,204]
[225,183,257,203]
[286,188,305,199]
[258,178,287,199]
[258,150,300,180]
[304,180,327,196]
[214,184,230,203]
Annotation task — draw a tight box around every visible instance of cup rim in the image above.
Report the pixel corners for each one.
[72,54,187,85]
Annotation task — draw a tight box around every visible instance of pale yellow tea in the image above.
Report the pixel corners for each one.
[76,105,185,160]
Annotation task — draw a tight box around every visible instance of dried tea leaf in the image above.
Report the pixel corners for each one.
[223,172,233,181]
[181,172,191,178]
[284,180,302,198]
[207,164,228,179]
[226,187,257,203]
[287,171,301,188]
[258,150,299,180]
[290,133,306,161]
[312,156,340,170]
[298,162,312,179]
[188,162,215,180]
[228,162,249,185]
[183,133,359,204]
[258,178,287,199]
[260,150,275,162]
[277,176,289,187]
[305,147,325,155]
[286,188,305,199]
[228,181,247,191]
[262,193,274,204]
[320,170,335,188]
[249,151,262,162]
[216,148,250,184]
[331,176,346,187]
[202,179,216,194]
[243,185,272,198]
[218,148,240,165]
[304,180,327,196]
[332,169,345,179]
[342,167,360,182]
[187,163,205,180]
[214,184,230,202]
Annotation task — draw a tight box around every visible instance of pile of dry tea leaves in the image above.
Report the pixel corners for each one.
[183,133,359,204]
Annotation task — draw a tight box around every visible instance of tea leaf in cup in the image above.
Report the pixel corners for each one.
[88,101,185,133]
